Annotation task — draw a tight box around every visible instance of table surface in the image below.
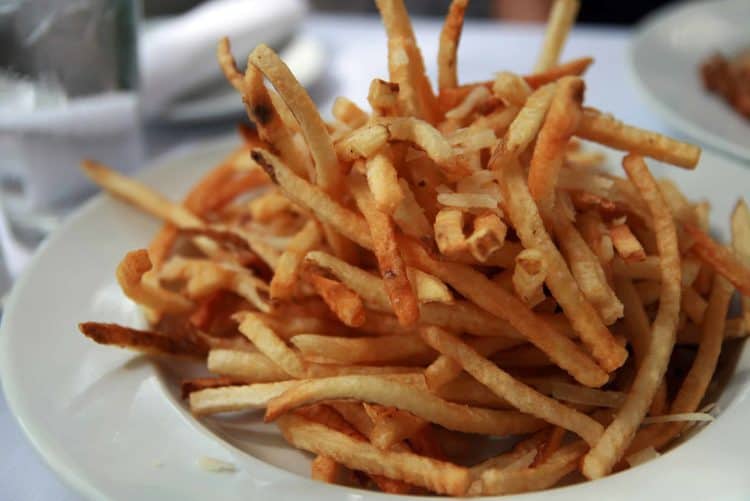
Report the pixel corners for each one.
[0,13,695,501]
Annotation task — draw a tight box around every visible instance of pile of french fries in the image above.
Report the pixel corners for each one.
[78,0,750,496]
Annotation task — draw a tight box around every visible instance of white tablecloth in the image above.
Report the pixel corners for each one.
[0,13,678,501]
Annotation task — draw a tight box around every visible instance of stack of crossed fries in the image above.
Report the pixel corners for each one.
[78,0,750,495]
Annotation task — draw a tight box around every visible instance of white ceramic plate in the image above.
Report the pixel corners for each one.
[160,35,326,123]
[1,136,749,500]
[629,0,750,162]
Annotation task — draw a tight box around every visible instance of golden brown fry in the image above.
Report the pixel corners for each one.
[216,38,244,92]
[492,72,532,106]
[489,83,556,170]
[550,206,623,324]
[368,79,401,117]
[684,223,750,297]
[525,56,593,88]
[434,208,467,256]
[364,404,427,449]
[421,327,603,446]
[351,171,419,326]
[366,153,404,215]
[466,212,507,263]
[277,413,469,496]
[400,242,608,387]
[528,76,585,207]
[610,223,647,263]
[534,0,581,72]
[290,334,432,365]
[497,159,627,372]
[582,154,681,479]
[332,97,368,129]
[576,108,701,168]
[306,272,366,328]
[117,249,194,314]
[266,374,544,436]
[311,455,343,485]
[513,249,548,307]
[78,322,208,357]
[270,220,323,300]
[437,0,469,91]
[207,349,290,383]
[190,380,301,415]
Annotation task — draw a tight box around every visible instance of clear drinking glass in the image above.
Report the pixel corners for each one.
[0,0,142,246]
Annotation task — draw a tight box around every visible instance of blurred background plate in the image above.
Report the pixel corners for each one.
[157,34,325,123]
[629,0,750,162]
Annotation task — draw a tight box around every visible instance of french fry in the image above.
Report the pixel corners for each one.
[207,349,290,382]
[311,455,343,485]
[290,334,433,365]
[421,327,603,446]
[266,374,544,437]
[434,208,467,256]
[365,153,404,215]
[528,76,585,207]
[582,154,682,479]
[117,250,194,314]
[466,212,507,262]
[437,0,469,91]
[513,249,548,307]
[497,159,627,372]
[335,124,390,161]
[393,178,433,241]
[408,268,454,304]
[682,286,708,325]
[350,171,419,326]
[190,380,301,415]
[684,223,750,297]
[216,37,244,91]
[610,223,647,262]
[332,97,368,129]
[368,78,401,116]
[534,0,581,72]
[79,322,208,357]
[364,403,427,449]
[614,275,650,369]
[306,272,366,327]
[489,84,556,170]
[550,206,623,324]
[277,414,468,495]
[525,56,593,88]
[400,241,609,387]
[492,72,532,107]
[270,220,322,300]
[576,108,701,168]
[444,86,491,121]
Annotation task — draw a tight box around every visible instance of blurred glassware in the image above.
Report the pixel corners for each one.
[0,0,142,247]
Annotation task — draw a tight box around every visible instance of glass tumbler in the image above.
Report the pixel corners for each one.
[0,0,142,247]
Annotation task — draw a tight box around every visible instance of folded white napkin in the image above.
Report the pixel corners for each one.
[140,0,307,116]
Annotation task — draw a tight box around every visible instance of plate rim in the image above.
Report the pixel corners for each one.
[2,135,750,500]
[628,0,750,163]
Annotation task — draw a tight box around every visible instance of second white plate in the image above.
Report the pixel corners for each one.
[629,0,750,162]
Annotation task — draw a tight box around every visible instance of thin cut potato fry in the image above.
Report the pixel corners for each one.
[467,212,507,263]
[489,84,556,170]
[550,206,623,324]
[117,250,194,314]
[332,97,368,129]
[534,0,581,72]
[306,272,366,327]
[190,380,301,415]
[576,108,701,169]
[266,375,545,436]
[444,86,491,121]
[290,334,433,365]
[682,286,707,325]
[277,414,469,496]
[79,322,208,357]
[366,153,404,215]
[335,124,390,161]
[610,223,647,262]
[513,249,548,307]
[375,117,461,176]
[237,312,307,378]
[437,0,469,91]
[408,268,454,304]
[435,208,467,256]
[497,159,628,372]
[421,327,603,446]
[270,220,322,300]
[311,455,343,485]
[350,171,419,326]
[393,178,433,241]
[527,76,585,207]
[684,223,750,297]
[365,404,427,450]
[368,79,401,116]
[492,72,532,107]
[400,241,609,387]
[582,154,682,479]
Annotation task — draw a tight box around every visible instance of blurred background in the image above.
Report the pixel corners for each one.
[145,0,677,24]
